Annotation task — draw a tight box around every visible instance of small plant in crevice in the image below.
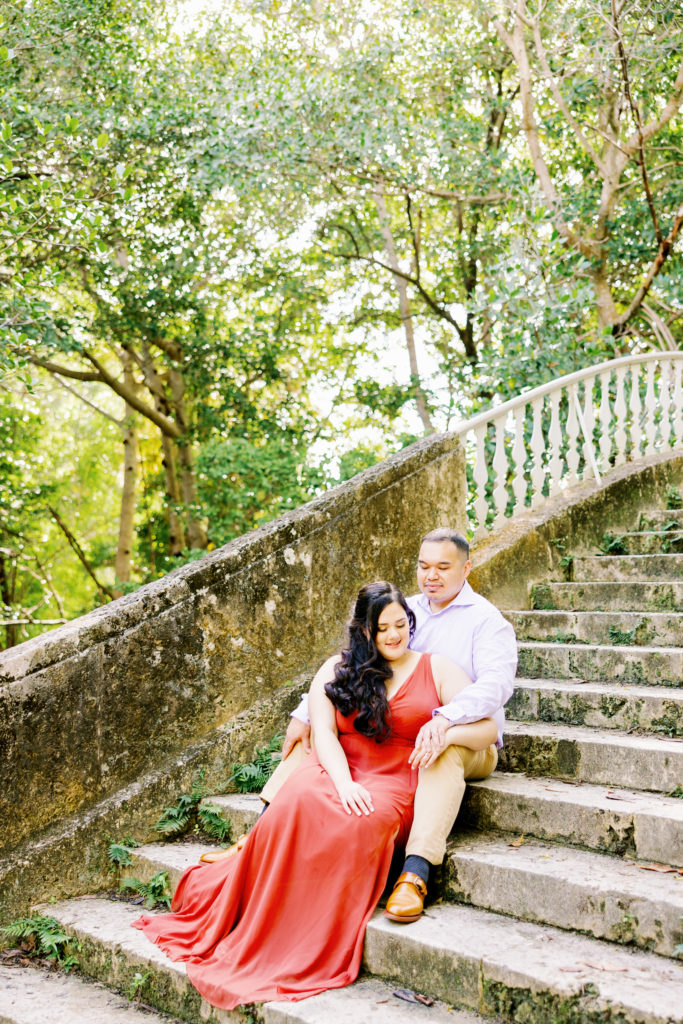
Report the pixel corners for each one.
[598,531,628,556]
[154,771,208,838]
[0,915,79,971]
[552,631,578,645]
[108,835,141,872]
[125,969,151,1000]
[661,518,680,532]
[197,803,233,843]
[549,537,573,580]
[607,623,640,646]
[666,485,682,510]
[667,784,683,799]
[119,871,171,909]
[230,735,284,794]
[152,769,233,843]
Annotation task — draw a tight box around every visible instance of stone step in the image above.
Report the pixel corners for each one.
[640,508,683,529]
[40,898,493,1024]
[517,640,683,688]
[499,720,683,792]
[572,553,683,582]
[508,678,683,736]
[444,833,683,957]
[600,530,683,555]
[0,963,176,1024]
[507,608,683,647]
[530,580,683,612]
[46,896,683,1024]
[363,902,683,1024]
[461,772,683,866]
[198,792,262,836]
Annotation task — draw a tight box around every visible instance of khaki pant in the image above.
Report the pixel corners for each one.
[260,739,498,866]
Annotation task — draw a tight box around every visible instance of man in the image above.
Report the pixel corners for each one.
[214,528,517,923]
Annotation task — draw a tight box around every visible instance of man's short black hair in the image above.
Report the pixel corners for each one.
[420,528,470,560]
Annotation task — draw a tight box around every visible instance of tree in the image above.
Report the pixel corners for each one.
[495,0,683,347]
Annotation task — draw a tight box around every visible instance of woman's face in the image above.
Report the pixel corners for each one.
[374,601,411,661]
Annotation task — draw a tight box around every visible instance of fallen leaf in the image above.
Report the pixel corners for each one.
[508,835,525,848]
[637,863,678,874]
[559,965,585,973]
[394,989,420,1004]
[545,787,564,792]
[415,994,435,1006]
[581,960,628,972]
[605,791,632,801]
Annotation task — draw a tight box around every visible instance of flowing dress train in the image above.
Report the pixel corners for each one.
[132,653,438,1009]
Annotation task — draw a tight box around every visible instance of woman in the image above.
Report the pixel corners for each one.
[132,581,496,1009]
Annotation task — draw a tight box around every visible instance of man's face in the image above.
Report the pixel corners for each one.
[416,540,471,611]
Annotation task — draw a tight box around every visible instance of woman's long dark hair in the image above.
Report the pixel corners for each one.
[324,581,416,740]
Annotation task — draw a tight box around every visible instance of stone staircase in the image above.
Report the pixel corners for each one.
[3,508,683,1024]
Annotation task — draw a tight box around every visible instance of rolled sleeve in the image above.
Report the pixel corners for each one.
[290,692,310,725]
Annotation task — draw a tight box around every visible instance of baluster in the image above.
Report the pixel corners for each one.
[658,360,671,450]
[530,396,546,508]
[598,369,612,471]
[579,377,597,481]
[492,415,509,528]
[644,362,657,454]
[565,382,580,485]
[472,424,490,538]
[614,365,627,465]
[674,360,683,446]
[547,389,563,497]
[629,362,642,459]
[511,405,527,516]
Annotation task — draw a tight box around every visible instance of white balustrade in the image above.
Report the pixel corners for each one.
[453,352,683,539]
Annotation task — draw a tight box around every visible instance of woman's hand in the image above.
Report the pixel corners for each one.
[409,715,450,770]
[336,781,374,816]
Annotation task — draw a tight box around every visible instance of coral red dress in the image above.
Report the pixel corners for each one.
[132,654,438,1009]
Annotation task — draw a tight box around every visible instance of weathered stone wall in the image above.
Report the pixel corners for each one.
[0,433,465,918]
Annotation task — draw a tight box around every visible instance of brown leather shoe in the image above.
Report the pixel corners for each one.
[383,871,428,923]
[199,834,248,863]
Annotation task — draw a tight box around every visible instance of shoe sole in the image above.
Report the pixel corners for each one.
[382,909,422,923]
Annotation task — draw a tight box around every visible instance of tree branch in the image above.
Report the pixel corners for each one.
[47,506,116,601]
[615,205,683,329]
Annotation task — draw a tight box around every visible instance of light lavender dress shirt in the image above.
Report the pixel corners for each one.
[407,582,518,748]
[292,581,518,748]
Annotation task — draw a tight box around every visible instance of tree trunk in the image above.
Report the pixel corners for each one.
[0,549,17,649]
[168,367,207,550]
[373,188,434,434]
[114,411,138,593]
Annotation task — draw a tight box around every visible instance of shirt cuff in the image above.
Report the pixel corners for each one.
[290,694,310,725]
[432,705,462,725]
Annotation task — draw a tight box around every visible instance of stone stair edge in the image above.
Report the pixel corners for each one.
[41,896,683,1024]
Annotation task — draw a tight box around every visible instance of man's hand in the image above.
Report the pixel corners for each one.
[408,714,451,771]
[281,718,312,760]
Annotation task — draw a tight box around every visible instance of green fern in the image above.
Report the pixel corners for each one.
[598,532,628,555]
[666,485,682,510]
[0,915,79,970]
[120,871,171,909]
[608,623,639,646]
[108,838,140,869]
[154,770,207,838]
[230,736,283,794]
[197,804,233,842]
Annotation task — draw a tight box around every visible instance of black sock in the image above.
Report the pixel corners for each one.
[403,854,430,884]
[258,801,269,817]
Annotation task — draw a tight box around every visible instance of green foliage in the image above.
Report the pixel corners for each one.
[107,835,140,870]
[119,872,171,910]
[125,970,151,1001]
[608,624,639,646]
[598,532,628,556]
[231,736,283,794]
[666,487,683,510]
[197,804,233,843]
[154,771,207,838]
[0,915,79,970]
[668,785,683,799]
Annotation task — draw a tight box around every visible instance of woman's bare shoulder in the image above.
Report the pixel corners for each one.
[310,653,343,690]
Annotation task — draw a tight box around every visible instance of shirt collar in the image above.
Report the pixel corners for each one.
[414,580,476,615]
